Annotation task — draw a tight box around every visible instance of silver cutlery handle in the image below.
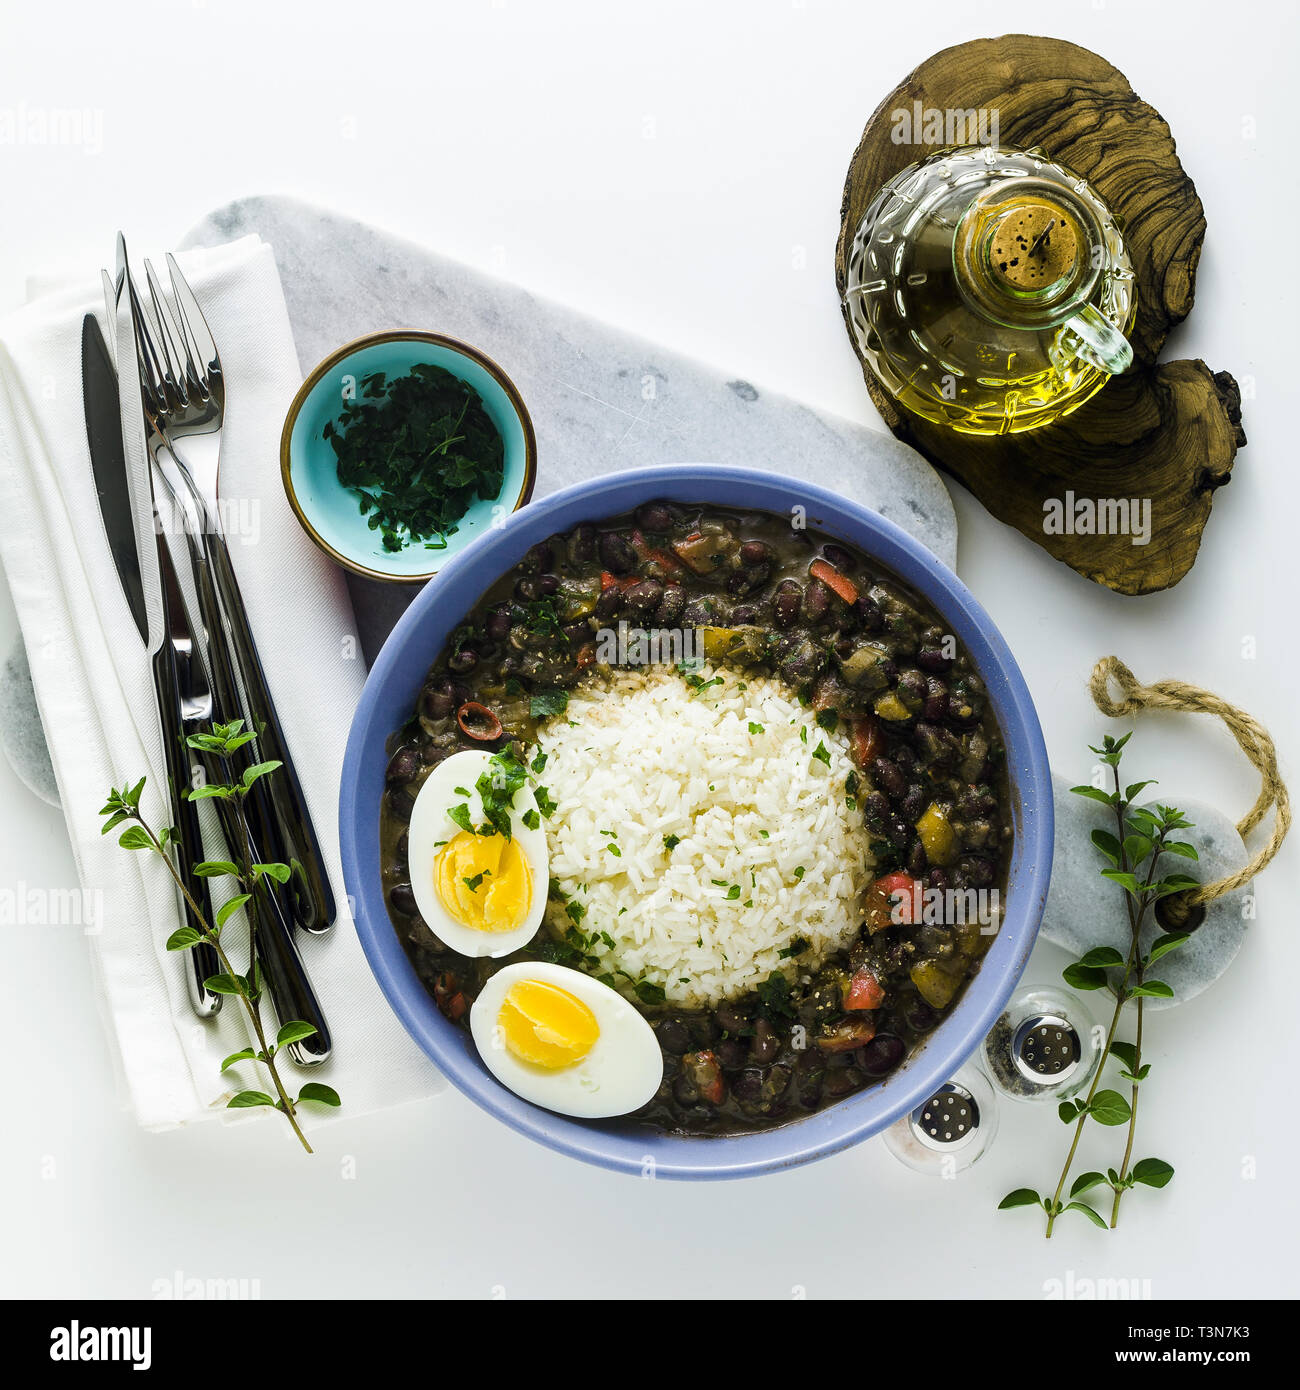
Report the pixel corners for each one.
[201,523,336,934]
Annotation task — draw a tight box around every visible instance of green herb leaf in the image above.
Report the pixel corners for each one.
[215,894,252,929]
[1146,932,1188,965]
[1099,868,1143,895]
[997,1188,1042,1210]
[241,760,283,791]
[1128,979,1174,999]
[1071,784,1118,806]
[192,860,240,878]
[756,970,796,1019]
[228,1090,276,1109]
[1089,828,1121,864]
[298,1082,342,1107]
[1077,945,1125,968]
[204,972,246,996]
[220,1049,257,1072]
[1062,962,1108,990]
[117,825,153,850]
[1070,1171,1108,1197]
[165,926,203,952]
[1131,1157,1174,1189]
[811,740,831,767]
[1063,1201,1108,1228]
[663,833,681,851]
[277,1021,319,1048]
[748,721,764,735]
[1109,1041,1140,1072]
[1162,840,1200,860]
[530,690,570,719]
[1088,1090,1134,1126]
[186,784,233,801]
[633,980,666,1006]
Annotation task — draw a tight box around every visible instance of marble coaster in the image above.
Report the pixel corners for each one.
[1038,771,1250,1009]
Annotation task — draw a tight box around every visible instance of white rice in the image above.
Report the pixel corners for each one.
[534,663,875,1008]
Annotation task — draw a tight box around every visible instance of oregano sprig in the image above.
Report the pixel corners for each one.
[100,721,340,1153]
[1000,733,1191,1234]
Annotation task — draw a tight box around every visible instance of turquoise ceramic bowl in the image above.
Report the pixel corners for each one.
[280,331,537,582]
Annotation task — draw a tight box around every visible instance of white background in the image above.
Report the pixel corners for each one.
[1,0,1296,1300]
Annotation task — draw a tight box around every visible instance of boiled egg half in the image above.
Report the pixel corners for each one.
[470,962,663,1118]
[406,749,548,957]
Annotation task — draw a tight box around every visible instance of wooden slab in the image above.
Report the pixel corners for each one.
[834,34,1245,596]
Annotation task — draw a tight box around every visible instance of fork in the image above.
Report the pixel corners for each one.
[119,236,336,937]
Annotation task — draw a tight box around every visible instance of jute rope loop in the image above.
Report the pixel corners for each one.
[1088,656,1291,927]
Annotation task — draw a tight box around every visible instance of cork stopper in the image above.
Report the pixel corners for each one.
[988,197,1080,292]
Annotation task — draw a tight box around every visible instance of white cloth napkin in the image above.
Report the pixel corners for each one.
[0,235,445,1130]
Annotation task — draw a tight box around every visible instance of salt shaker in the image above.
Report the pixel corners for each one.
[881,1063,998,1176]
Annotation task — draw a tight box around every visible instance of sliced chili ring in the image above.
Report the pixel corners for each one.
[457,701,503,742]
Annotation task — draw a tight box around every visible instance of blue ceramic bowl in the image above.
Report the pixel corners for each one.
[280,331,536,582]
[339,465,1052,1179]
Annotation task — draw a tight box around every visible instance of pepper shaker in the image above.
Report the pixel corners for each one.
[981,984,1102,1103]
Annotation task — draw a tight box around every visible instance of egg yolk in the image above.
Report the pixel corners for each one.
[498,980,599,1069]
[434,830,532,933]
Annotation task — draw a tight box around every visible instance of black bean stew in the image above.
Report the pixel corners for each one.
[381,502,1012,1135]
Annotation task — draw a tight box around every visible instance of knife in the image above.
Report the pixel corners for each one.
[82,313,222,1018]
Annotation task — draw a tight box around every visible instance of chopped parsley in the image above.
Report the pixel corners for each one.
[529,689,570,719]
[535,786,558,819]
[683,669,724,695]
[530,749,548,774]
[757,970,796,1019]
[779,936,810,960]
[812,740,831,767]
[462,871,490,892]
[748,721,765,735]
[663,834,681,851]
[793,865,806,881]
[521,809,540,831]
[324,364,504,553]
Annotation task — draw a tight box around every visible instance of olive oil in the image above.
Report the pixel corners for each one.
[843,147,1135,436]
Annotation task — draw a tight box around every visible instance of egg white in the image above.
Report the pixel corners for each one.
[470,962,663,1119]
[406,749,548,958]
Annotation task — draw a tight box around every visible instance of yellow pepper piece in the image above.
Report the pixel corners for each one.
[915,801,956,865]
[873,691,912,722]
